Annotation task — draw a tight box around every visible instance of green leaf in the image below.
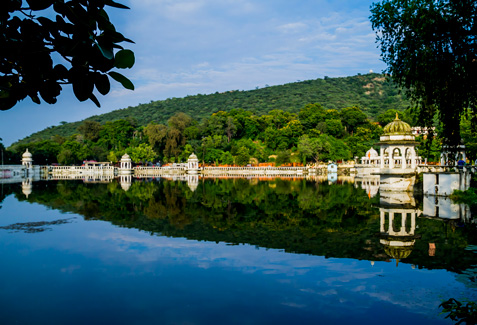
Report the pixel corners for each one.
[29,94,41,104]
[114,49,135,69]
[26,0,53,10]
[99,9,110,22]
[89,94,101,108]
[94,73,111,95]
[96,43,114,60]
[104,0,130,9]
[53,64,68,80]
[108,72,134,90]
[72,78,94,102]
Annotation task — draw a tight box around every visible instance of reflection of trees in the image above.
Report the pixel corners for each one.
[0,183,15,210]
[455,246,477,289]
[12,178,477,272]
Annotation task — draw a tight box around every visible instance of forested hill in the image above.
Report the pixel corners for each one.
[13,73,409,146]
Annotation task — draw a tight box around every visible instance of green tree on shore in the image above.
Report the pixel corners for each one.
[370,0,477,144]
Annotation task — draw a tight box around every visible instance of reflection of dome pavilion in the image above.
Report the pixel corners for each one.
[383,245,414,260]
[379,203,421,266]
[187,174,199,191]
[120,175,132,191]
[22,178,33,198]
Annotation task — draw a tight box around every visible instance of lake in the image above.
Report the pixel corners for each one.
[0,177,475,324]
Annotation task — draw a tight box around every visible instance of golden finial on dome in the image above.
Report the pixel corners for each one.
[395,112,399,120]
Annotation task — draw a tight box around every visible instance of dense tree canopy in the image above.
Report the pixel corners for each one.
[5,105,394,166]
[370,0,477,144]
[0,0,135,110]
[6,101,477,166]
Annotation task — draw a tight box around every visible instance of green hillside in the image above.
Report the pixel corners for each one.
[13,73,409,146]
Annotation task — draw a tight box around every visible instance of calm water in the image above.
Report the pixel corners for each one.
[0,177,475,324]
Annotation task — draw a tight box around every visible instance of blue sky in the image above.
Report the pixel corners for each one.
[0,0,386,147]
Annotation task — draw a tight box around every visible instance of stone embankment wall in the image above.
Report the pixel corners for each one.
[2,164,356,180]
[202,166,309,176]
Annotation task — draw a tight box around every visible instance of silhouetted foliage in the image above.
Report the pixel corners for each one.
[0,0,134,110]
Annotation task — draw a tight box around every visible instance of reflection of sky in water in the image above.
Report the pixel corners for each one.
[0,195,473,324]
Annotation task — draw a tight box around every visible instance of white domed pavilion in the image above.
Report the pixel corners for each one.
[22,149,33,169]
[119,153,132,175]
[378,114,421,170]
[187,153,199,174]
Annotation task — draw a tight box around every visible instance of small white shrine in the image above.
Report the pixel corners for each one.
[356,148,382,176]
[119,153,133,175]
[187,153,200,174]
[360,148,380,165]
[22,149,33,175]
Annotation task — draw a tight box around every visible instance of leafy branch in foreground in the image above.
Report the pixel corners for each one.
[0,0,135,110]
[440,298,477,325]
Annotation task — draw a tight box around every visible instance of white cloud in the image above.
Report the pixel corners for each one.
[278,22,308,33]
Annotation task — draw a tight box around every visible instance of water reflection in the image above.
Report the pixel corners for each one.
[0,176,476,324]
[4,176,476,271]
[378,192,420,267]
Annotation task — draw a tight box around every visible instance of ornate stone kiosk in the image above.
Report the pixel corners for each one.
[22,149,34,176]
[119,153,133,175]
[377,114,421,191]
[119,153,133,190]
[187,153,200,174]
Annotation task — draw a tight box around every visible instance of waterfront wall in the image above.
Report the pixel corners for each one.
[0,165,41,178]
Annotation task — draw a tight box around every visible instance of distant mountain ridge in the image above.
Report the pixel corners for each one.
[12,73,409,146]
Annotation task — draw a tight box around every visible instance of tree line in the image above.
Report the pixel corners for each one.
[4,104,402,166]
[3,102,477,166]
[13,73,410,146]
